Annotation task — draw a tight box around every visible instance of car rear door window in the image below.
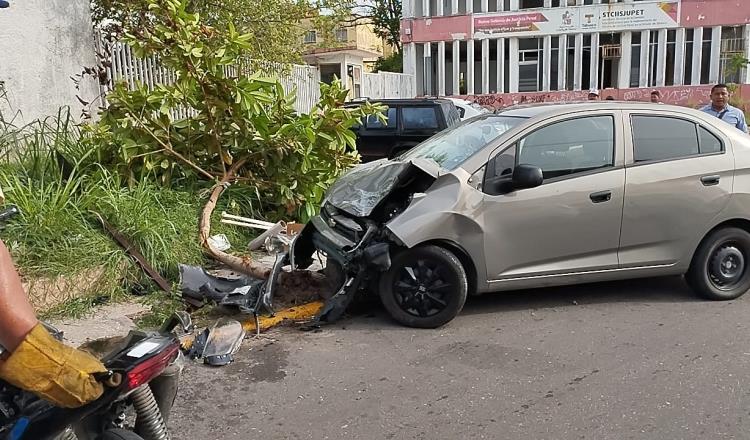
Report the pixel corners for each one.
[698,126,723,154]
[365,107,397,129]
[402,107,439,130]
[517,116,615,180]
[631,116,700,162]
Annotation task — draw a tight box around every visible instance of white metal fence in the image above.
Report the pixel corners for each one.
[98,37,414,115]
[362,72,415,99]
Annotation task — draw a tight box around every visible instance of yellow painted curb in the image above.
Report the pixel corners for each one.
[242,301,324,333]
[180,301,324,350]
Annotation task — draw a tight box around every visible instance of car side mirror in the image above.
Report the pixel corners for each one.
[512,164,543,189]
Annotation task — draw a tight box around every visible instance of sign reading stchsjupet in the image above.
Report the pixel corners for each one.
[473,1,679,38]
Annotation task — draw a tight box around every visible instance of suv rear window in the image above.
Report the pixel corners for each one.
[365,107,397,129]
[402,107,439,130]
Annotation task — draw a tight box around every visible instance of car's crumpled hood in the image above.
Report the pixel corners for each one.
[324,158,440,217]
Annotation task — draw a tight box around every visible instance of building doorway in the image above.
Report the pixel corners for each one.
[599,33,621,89]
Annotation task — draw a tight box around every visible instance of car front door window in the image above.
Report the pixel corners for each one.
[484,115,615,195]
[517,116,615,180]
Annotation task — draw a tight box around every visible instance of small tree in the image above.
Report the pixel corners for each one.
[90,0,382,277]
[373,52,403,73]
[91,0,358,65]
[361,0,401,53]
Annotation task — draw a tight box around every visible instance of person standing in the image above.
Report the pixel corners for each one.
[588,88,600,101]
[650,90,662,104]
[700,84,748,133]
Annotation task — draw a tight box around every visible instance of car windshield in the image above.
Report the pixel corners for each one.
[400,115,526,170]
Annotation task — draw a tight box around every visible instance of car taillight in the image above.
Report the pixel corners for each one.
[126,341,179,390]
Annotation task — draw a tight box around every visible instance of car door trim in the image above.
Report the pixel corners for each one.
[487,262,676,284]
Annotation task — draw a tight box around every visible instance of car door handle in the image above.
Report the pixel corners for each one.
[700,175,720,186]
[589,190,612,203]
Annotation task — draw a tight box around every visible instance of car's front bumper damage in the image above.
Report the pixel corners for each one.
[292,209,392,323]
[287,159,440,324]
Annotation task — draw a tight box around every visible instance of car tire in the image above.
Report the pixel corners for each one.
[687,227,750,300]
[378,245,467,328]
[98,429,146,440]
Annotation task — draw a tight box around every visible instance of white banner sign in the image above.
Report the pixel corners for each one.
[474,1,680,38]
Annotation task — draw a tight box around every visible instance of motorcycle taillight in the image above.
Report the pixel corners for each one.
[126,342,179,390]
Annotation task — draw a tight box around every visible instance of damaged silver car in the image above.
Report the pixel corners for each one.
[292,102,750,328]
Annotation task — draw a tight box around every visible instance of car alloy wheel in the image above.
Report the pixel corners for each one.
[394,260,453,318]
[379,245,468,328]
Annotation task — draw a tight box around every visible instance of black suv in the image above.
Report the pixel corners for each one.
[346,98,461,162]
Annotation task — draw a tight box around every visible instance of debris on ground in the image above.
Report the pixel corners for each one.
[182,213,349,336]
[207,234,231,252]
[187,318,245,366]
[179,264,265,313]
[241,301,324,334]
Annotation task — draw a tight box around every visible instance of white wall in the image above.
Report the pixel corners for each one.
[0,0,99,122]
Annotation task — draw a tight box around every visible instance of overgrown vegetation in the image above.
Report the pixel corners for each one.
[1,0,383,318]
[89,0,382,277]
[0,108,255,316]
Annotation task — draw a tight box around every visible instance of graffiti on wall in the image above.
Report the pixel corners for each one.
[458,85,750,111]
[459,90,589,110]
[619,86,712,106]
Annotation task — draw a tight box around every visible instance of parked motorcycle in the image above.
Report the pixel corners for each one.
[0,205,187,440]
[0,313,189,440]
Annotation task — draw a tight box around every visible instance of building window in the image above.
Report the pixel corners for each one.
[648,31,658,87]
[335,28,348,43]
[665,30,677,86]
[304,30,317,44]
[630,32,641,88]
[566,35,575,90]
[519,0,543,9]
[701,30,713,84]
[519,38,542,92]
[720,26,747,84]
[684,29,694,85]
[550,36,559,91]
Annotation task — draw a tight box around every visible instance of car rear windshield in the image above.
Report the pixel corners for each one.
[400,115,526,170]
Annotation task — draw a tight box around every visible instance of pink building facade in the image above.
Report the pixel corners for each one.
[400,0,750,108]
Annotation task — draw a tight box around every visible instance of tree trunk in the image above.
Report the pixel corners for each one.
[198,160,272,279]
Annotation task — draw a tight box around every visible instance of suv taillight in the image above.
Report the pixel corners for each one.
[126,342,179,390]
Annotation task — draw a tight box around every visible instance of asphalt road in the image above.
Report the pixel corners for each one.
[170,277,750,440]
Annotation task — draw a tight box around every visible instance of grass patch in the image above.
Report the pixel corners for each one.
[0,108,258,318]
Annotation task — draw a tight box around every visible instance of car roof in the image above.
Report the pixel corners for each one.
[346,98,455,106]
[498,101,706,118]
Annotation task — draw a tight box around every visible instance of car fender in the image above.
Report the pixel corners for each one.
[385,172,490,290]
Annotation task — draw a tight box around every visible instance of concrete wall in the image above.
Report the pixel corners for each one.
[0,0,99,122]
